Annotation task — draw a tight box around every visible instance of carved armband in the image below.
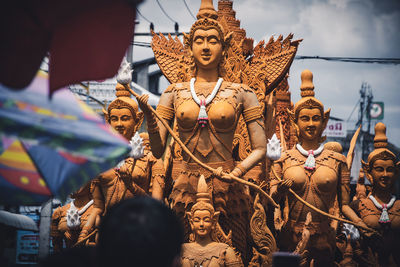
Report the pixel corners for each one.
[243,106,262,123]
[156,104,174,121]
[233,163,246,178]
[340,162,350,184]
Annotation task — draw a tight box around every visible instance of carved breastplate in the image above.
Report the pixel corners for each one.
[173,82,240,159]
[282,150,339,195]
[175,83,237,132]
[182,242,229,267]
[281,149,343,222]
[358,198,400,230]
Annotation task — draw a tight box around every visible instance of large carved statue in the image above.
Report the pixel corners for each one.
[51,181,95,251]
[137,0,299,262]
[350,122,400,266]
[78,81,166,243]
[182,175,243,267]
[270,70,363,266]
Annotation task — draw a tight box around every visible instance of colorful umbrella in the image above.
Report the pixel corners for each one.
[0,71,130,204]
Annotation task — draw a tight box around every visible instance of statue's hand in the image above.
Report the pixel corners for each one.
[137,94,151,115]
[117,159,134,181]
[277,178,293,194]
[360,224,377,238]
[77,228,90,245]
[215,167,232,183]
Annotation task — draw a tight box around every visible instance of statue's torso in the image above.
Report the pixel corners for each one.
[351,198,400,265]
[170,81,249,163]
[51,201,93,248]
[279,148,346,223]
[182,242,237,267]
[97,153,153,209]
[356,198,400,231]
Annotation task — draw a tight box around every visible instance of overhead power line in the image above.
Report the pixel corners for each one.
[134,31,185,36]
[295,55,400,64]
[156,0,178,23]
[136,8,154,31]
[132,41,152,48]
[182,0,196,20]
[136,8,152,24]
[129,42,400,65]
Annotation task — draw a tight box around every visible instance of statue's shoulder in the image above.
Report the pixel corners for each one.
[392,199,400,213]
[358,198,379,214]
[164,82,189,93]
[52,203,70,219]
[224,82,254,93]
[324,149,347,164]
[279,148,302,164]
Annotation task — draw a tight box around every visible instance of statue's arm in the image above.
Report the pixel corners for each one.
[224,247,244,267]
[270,161,285,203]
[150,155,166,200]
[231,89,266,177]
[78,180,103,242]
[339,162,366,227]
[138,87,175,158]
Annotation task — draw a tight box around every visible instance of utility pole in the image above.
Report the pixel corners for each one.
[357,83,373,161]
[38,199,52,260]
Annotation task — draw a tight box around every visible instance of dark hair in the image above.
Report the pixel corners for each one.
[97,197,183,267]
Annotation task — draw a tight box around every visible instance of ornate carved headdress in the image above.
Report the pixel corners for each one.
[288,70,330,142]
[105,59,144,131]
[107,84,139,118]
[365,122,397,167]
[190,174,216,215]
[293,69,326,120]
[184,0,230,48]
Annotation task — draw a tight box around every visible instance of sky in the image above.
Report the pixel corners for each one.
[131,0,400,147]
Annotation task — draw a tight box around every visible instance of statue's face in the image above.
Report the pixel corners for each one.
[297,108,323,141]
[371,159,396,190]
[109,108,136,140]
[191,209,213,238]
[192,28,223,71]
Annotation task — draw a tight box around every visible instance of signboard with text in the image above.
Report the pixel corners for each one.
[323,120,347,138]
[16,214,39,264]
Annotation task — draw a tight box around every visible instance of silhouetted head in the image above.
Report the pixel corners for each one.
[97,197,183,267]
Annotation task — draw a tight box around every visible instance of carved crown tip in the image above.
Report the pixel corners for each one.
[197,0,218,19]
[196,175,211,203]
[300,69,315,97]
[197,175,208,193]
[115,83,130,97]
[374,122,388,149]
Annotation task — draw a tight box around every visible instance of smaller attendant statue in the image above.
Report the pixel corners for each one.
[182,175,243,267]
[51,182,95,251]
[269,70,364,266]
[78,70,166,244]
[350,122,400,266]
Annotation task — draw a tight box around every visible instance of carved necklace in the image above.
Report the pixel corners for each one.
[368,195,396,224]
[296,144,324,170]
[190,77,223,127]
